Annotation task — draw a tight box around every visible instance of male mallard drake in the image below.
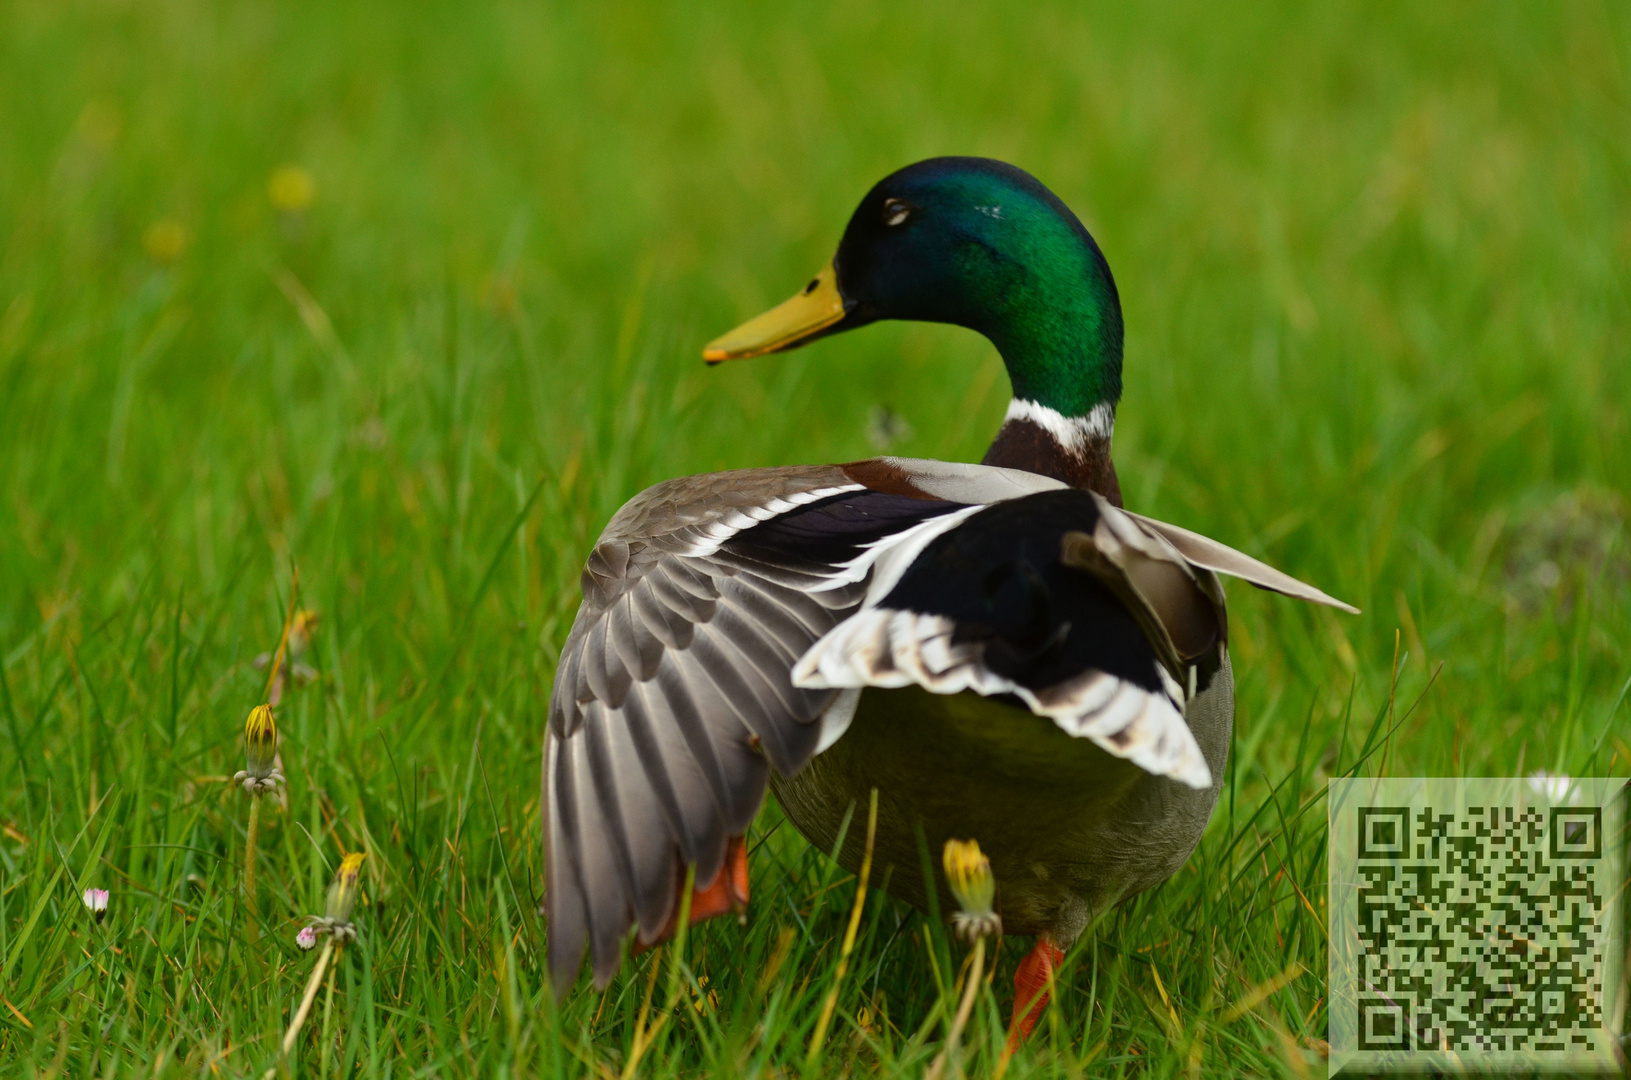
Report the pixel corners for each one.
[543,158,1356,1034]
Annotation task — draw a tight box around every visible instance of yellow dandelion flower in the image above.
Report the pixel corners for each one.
[234,704,284,794]
[482,273,518,317]
[942,838,1001,941]
[288,609,319,658]
[268,164,315,212]
[143,219,189,264]
[301,852,368,946]
[74,98,122,152]
[324,852,367,927]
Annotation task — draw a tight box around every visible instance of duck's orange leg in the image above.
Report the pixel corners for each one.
[1006,936,1065,1050]
[635,836,749,954]
[686,835,750,924]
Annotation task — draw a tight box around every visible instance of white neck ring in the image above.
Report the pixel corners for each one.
[1002,399,1114,457]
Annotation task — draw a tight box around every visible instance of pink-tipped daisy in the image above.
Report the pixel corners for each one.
[296,925,318,950]
[82,887,109,923]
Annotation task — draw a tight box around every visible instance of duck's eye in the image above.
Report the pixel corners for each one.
[882,199,912,227]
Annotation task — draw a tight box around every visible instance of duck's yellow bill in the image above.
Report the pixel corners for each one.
[702,262,845,362]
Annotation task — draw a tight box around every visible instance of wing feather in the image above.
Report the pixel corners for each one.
[1123,510,1360,613]
[630,580,690,650]
[597,698,699,942]
[543,738,589,980]
[581,712,645,924]
[681,618,819,776]
[607,594,662,684]
[615,680,704,865]
[564,735,636,986]
[664,559,724,603]
[717,578,832,666]
[545,474,963,994]
[647,659,736,827]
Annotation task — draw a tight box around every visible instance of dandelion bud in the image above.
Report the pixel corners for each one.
[325,852,366,926]
[244,705,277,772]
[301,852,368,946]
[234,704,284,794]
[942,838,1001,941]
[296,925,318,950]
[82,887,109,923]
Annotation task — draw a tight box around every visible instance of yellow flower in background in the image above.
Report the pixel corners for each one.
[268,164,315,212]
[324,852,367,926]
[253,608,321,695]
[301,851,368,946]
[143,219,189,263]
[73,98,122,152]
[234,704,284,794]
[942,838,1001,941]
[481,272,519,317]
[289,609,319,658]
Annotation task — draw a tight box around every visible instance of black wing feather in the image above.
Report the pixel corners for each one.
[881,490,1164,693]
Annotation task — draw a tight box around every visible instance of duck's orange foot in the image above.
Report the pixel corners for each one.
[686,835,749,924]
[1006,936,1066,1050]
[635,836,749,954]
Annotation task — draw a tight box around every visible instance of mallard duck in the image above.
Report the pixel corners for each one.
[543,157,1356,1036]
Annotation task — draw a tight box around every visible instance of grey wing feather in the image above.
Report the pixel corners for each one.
[1123,510,1360,614]
[547,563,862,992]
[545,467,881,996]
[869,456,1069,502]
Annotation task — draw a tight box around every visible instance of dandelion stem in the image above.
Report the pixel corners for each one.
[280,939,333,1058]
[638,864,694,1073]
[925,937,985,1080]
[620,936,670,1080]
[265,564,301,705]
[244,794,261,943]
[320,946,338,1080]
[806,786,878,1066]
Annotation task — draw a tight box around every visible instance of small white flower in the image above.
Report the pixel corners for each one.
[296,925,318,950]
[82,887,109,922]
[1527,770,1581,805]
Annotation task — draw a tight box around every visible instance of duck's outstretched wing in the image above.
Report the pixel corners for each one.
[546,462,1048,993]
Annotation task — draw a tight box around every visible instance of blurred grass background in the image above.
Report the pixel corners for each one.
[2,0,1628,1075]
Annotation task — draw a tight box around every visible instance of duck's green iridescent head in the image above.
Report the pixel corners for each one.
[705,157,1123,421]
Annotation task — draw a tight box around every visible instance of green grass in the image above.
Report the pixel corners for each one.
[3,0,1630,1075]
